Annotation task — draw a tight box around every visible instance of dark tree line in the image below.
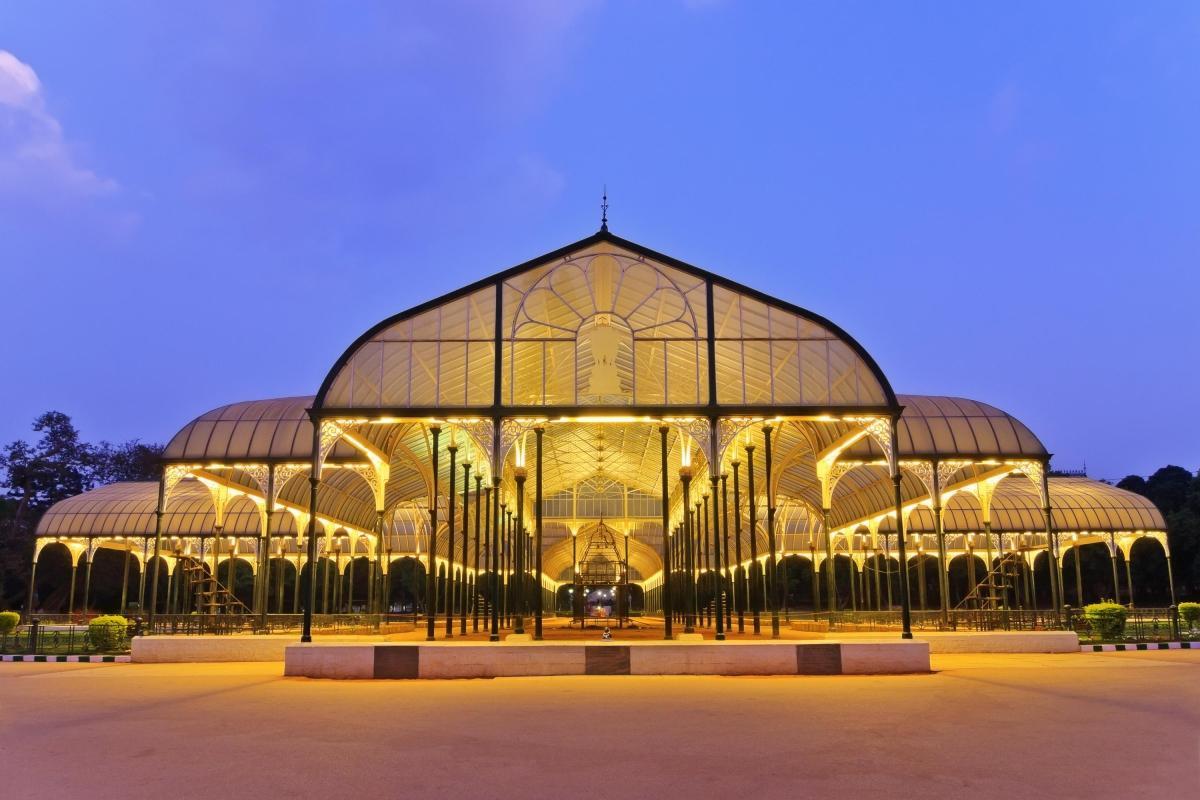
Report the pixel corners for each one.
[0,412,162,610]
[1117,466,1200,601]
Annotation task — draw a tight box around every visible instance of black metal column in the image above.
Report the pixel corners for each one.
[302,419,321,643]
[890,422,913,639]
[659,426,673,640]
[474,474,483,632]
[763,424,780,639]
[732,457,744,632]
[148,474,167,625]
[681,469,695,633]
[489,484,500,641]
[426,425,440,641]
[702,494,711,627]
[746,442,760,635]
[721,473,731,631]
[711,474,725,640]
[461,461,471,636]
[514,467,526,635]
[534,427,545,640]
[445,441,456,637]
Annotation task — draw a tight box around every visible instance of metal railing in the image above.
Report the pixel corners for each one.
[780,608,1066,633]
[141,613,423,636]
[803,605,1197,641]
[0,619,135,656]
[1066,606,1192,643]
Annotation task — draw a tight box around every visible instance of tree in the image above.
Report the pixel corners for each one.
[1,412,94,522]
[90,440,164,485]
[0,412,163,610]
[1118,466,1200,602]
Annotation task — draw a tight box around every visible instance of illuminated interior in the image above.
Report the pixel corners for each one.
[29,229,1173,630]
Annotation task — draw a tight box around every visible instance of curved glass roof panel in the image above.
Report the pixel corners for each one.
[888,477,1164,534]
[163,396,358,463]
[844,394,1047,460]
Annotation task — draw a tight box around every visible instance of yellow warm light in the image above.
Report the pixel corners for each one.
[556,414,655,424]
[514,431,527,469]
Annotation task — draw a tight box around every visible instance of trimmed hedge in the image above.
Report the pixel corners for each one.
[1083,602,1127,640]
[0,611,19,636]
[1180,602,1200,629]
[88,615,129,652]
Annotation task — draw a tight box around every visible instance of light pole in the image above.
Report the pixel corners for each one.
[659,426,673,639]
[425,425,440,641]
[680,442,696,634]
[513,454,526,636]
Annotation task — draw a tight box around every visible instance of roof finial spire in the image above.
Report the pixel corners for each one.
[600,185,609,232]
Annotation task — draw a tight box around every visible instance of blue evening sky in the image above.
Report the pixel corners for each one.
[1,1,1196,480]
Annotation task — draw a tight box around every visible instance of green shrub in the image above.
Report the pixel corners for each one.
[88,615,129,652]
[0,611,19,636]
[1179,602,1200,629]
[1083,602,1127,641]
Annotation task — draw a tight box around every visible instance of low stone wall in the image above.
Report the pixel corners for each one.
[131,631,1076,664]
[283,639,931,679]
[132,636,294,663]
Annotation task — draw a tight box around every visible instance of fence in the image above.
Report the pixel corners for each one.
[785,608,1065,633]
[0,619,135,656]
[143,613,420,636]
[1066,606,1192,643]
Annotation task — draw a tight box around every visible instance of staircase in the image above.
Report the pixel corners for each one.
[954,551,1024,611]
[178,556,251,615]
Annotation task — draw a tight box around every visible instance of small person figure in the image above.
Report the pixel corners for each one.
[601,627,612,641]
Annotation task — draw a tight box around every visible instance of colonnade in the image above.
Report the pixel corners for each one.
[29,528,1175,623]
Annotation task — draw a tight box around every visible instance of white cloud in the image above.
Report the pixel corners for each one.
[0,50,118,202]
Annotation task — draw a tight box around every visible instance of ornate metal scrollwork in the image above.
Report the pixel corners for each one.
[451,418,495,478]
[937,460,975,492]
[340,462,385,511]
[861,417,894,471]
[666,417,713,469]
[236,464,270,496]
[1011,460,1047,504]
[900,459,934,496]
[822,460,862,509]
[317,421,346,473]
[162,464,196,506]
[714,417,762,469]
[498,417,539,464]
[272,464,309,506]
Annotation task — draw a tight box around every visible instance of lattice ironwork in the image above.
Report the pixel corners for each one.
[575,519,627,587]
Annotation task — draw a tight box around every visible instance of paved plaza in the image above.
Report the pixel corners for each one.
[1,651,1196,799]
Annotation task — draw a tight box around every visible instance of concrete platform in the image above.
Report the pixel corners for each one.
[283,639,931,679]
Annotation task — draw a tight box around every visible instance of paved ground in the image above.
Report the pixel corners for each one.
[1,651,1196,799]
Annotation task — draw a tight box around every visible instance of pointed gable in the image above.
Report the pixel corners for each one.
[318,231,894,411]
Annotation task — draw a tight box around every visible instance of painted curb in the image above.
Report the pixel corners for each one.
[1,654,131,663]
[1081,641,1195,652]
